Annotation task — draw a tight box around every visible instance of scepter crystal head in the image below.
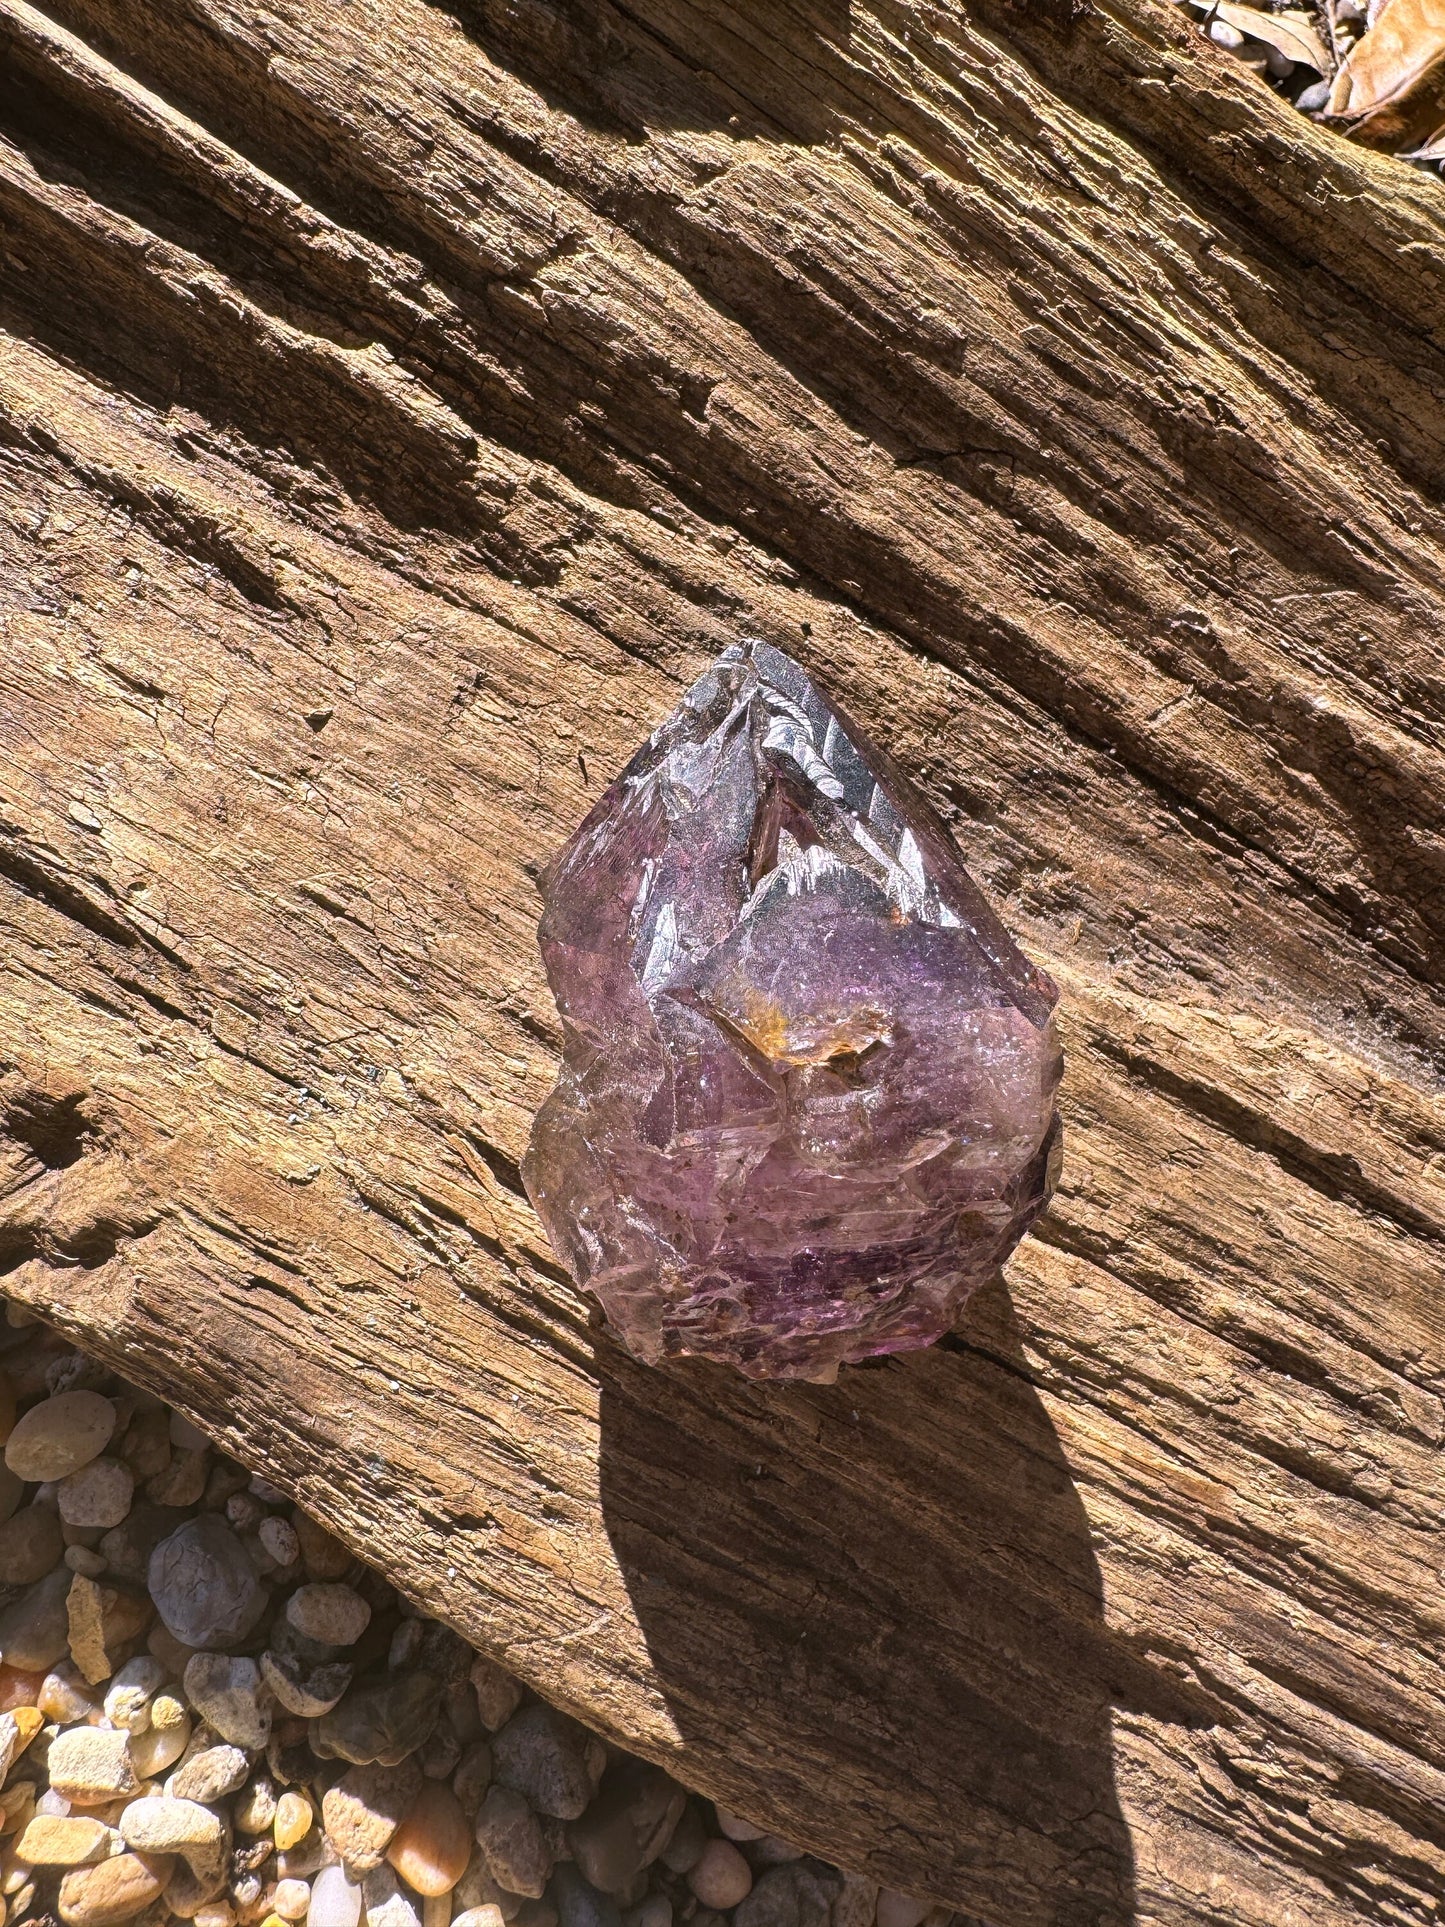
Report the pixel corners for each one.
[522,641,1062,1382]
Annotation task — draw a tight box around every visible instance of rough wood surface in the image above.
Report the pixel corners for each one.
[1,1,1443,1921]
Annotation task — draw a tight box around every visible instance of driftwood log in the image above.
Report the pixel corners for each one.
[1,0,1443,1920]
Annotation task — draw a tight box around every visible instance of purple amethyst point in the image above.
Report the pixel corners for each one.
[523,641,1062,1383]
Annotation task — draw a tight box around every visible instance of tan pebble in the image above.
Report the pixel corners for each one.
[5,1395,116,1485]
[0,1785,35,1838]
[128,1714,191,1781]
[284,1585,370,1648]
[57,1850,172,1926]
[687,1841,752,1911]
[144,1449,208,1509]
[118,1795,223,1856]
[49,1728,139,1805]
[451,1912,506,1927]
[117,1411,170,1484]
[875,1897,929,1927]
[193,1904,236,1927]
[271,1880,309,1921]
[291,1514,350,1582]
[14,1815,117,1867]
[234,1778,278,1836]
[0,1852,27,1898]
[58,1461,134,1532]
[65,1548,108,1578]
[466,1659,522,1735]
[67,1574,153,1688]
[0,1508,64,1587]
[422,1896,452,1927]
[712,1807,767,1844]
[386,1783,470,1898]
[272,1792,312,1853]
[39,1666,100,1724]
[8,1881,29,1918]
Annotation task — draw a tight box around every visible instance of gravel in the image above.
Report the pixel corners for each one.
[0,1313,957,1927]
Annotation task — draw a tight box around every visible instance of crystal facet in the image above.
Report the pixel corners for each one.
[523,642,1062,1382]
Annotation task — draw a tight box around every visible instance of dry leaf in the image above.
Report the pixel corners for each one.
[1327,0,1445,135]
[1401,122,1445,151]
[1211,4,1331,71]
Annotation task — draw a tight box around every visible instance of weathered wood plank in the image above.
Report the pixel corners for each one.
[0,2,1442,1921]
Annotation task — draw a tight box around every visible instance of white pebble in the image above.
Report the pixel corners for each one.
[274,1879,312,1921]
[310,1863,364,1927]
[259,1517,300,1567]
[713,1806,768,1843]
[1207,17,1245,46]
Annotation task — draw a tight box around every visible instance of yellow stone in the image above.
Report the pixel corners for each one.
[272,1791,312,1853]
[14,1816,115,1868]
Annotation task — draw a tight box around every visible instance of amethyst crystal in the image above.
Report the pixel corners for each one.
[523,641,1061,1383]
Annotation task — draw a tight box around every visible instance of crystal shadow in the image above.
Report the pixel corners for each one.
[595,1276,1139,1927]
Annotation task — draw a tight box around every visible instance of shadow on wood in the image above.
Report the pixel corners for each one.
[598,1278,1140,1927]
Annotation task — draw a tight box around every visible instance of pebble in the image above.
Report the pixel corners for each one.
[5,1392,115,1483]
[183,1651,271,1749]
[658,1803,705,1876]
[365,1865,423,1927]
[40,1663,99,1724]
[314,1670,442,1766]
[469,1656,524,1733]
[622,1900,670,1927]
[492,1704,595,1821]
[714,1806,768,1843]
[149,1515,266,1649]
[103,1656,165,1734]
[48,1727,139,1804]
[831,1874,880,1927]
[688,1840,753,1911]
[127,1702,191,1778]
[310,1863,365,1927]
[13,1814,119,1866]
[875,1896,930,1927]
[454,1740,492,1812]
[65,1544,108,1577]
[260,1646,353,1719]
[274,1787,315,1851]
[98,1503,186,1586]
[57,1850,171,1925]
[0,1504,64,1584]
[285,1583,371,1647]
[451,1911,506,1927]
[474,1785,552,1899]
[57,1458,135,1530]
[553,1863,623,1927]
[568,1766,685,1895]
[169,1743,250,1804]
[232,1775,277,1836]
[118,1794,224,1856]
[259,1517,300,1568]
[734,1866,834,1927]
[273,1878,312,1920]
[385,1782,470,1896]
[0,1706,42,1779]
[294,1513,352,1581]
[323,1760,421,1872]
[67,1572,153,1685]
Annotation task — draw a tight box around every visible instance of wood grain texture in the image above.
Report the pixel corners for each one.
[0,1,1442,1921]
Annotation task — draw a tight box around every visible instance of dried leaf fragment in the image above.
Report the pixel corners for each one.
[1211,4,1331,71]
[1327,0,1445,142]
